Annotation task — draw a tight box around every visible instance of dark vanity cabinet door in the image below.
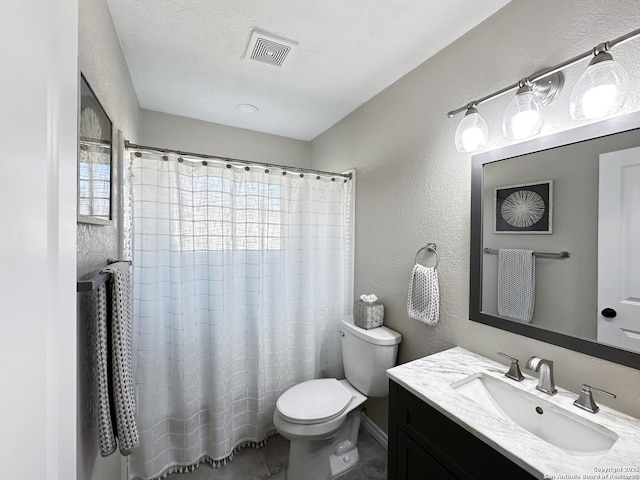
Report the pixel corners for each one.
[396,429,457,480]
[388,380,537,480]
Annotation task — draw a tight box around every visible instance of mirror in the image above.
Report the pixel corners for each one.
[78,74,113,225]
[470,111,640,369]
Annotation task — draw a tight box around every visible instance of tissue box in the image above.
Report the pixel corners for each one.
[354,300,384,329]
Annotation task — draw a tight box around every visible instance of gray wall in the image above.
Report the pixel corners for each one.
[310,0,640,432]
[78,0,140,477]
[140,109,311,168]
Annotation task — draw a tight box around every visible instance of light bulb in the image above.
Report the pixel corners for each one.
[454,106,488,153]
[581,85,617,118]
[510,109,541,139]
[502,83,544,140]
[570,52,629,120]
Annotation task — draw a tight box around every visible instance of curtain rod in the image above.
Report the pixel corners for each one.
[124,141,353,180]
[447,26,640,118]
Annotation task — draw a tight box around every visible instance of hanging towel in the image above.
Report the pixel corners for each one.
[497,249,535,323]
[407,263,440,325]
[96,262,139,456]
[95,284,116,456]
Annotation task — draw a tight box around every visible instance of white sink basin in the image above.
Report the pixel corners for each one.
[451,373,618,457]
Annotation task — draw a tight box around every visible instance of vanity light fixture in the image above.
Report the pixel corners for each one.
[454,103,488,152]
[502,80,544,140]
[569,43,630,120]
[447,26,640,150]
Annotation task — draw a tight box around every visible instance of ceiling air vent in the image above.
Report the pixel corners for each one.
[245,29,297,68]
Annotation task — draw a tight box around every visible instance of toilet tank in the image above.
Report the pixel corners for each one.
[340,316,402,397]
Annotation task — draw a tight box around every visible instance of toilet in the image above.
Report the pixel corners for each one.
[273,316,402,480]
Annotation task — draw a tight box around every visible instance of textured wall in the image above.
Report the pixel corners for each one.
[310,0,640,432]
[140,109,311,168]
[78,0,141,277]
[78,0,140,477]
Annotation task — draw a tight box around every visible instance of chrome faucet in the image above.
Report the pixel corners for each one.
[497,352,524,381]
[525,356,557,395]
[573,384,616,413]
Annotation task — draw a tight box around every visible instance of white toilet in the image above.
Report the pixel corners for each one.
[273,316,402,480]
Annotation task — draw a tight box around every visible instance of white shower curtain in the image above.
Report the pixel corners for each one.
[127,152,354,480]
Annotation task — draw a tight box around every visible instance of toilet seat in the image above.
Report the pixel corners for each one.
[276,378,354,425]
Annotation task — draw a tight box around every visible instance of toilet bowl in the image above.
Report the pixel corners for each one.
[273,316,402,480]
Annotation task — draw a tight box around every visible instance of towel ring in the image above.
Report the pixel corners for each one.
[415,243,439,269]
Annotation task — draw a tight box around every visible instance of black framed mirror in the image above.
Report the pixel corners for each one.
[470,111,640,370]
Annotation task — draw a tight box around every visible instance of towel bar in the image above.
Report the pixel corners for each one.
[483,248,570,259]
[77,259,132,292]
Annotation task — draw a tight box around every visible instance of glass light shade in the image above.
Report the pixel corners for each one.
[569,55,630,120]
[502,85,544,140]
[455,107,488,152]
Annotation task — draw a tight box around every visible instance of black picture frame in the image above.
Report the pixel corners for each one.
[78,74,113,225]
[494,180,552,234]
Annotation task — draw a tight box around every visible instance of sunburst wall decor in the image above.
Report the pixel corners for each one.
[494,181,552,234]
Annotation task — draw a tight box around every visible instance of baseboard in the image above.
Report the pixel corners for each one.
[360,411,388,451]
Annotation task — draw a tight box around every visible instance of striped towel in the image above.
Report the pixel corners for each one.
[96,262,139,456]
[497,249,535,323]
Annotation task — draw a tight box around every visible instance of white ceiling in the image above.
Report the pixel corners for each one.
[106,0,511,141]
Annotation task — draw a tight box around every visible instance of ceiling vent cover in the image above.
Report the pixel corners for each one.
[245,29,297,68]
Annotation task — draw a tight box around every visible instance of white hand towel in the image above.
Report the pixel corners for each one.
[497,249,535,323]
[407,264,440,325]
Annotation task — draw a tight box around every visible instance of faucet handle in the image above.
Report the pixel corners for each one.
[497,352,524,381]
[573,384,617,413]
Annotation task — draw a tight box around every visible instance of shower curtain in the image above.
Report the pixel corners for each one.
[127,152,354,480]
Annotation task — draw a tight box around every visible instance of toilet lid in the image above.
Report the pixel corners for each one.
[277,378,354,425]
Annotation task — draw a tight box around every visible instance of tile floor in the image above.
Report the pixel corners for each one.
[167,425,387,480]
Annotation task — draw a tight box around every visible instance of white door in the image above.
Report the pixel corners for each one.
[598,146,640,353]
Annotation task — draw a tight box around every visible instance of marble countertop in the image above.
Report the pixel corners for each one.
[387,347,640,480]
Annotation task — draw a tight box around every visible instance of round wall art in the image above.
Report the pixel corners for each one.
[494,181,552,234]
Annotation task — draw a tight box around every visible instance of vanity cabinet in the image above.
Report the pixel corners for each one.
[388,380,537,480]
